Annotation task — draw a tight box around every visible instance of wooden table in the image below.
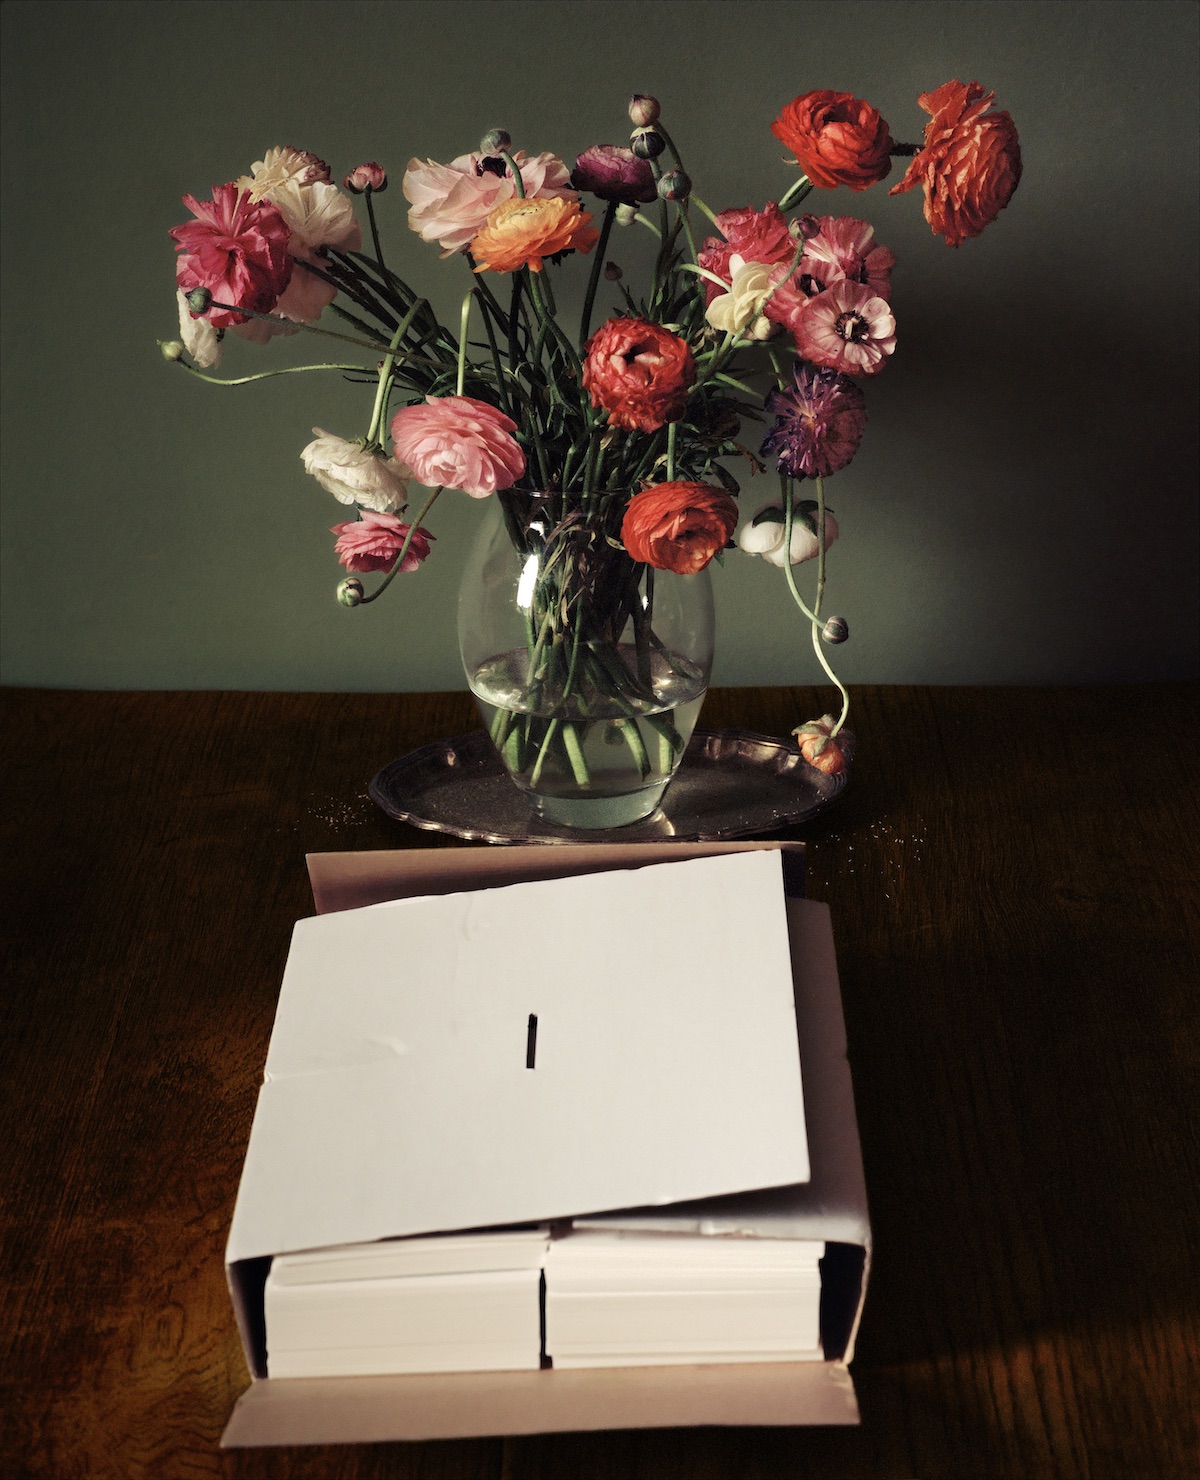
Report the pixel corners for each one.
[2,684,1197,1479]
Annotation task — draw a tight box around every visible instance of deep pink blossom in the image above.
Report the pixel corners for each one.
[797,216,896,301]
[697,202,796,303]
[331,509,433,573]
[572,145,657,204]
[390,396,525,498]
[792,280,896,376]
[169,183,293,329]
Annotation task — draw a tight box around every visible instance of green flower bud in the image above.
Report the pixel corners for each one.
[822,615,850,645]
[186,286,212,314]
[158,340,185,362]
[479,128,511,154]
[337,577,365,607]
[657,169,691,202]
[630,127,666,160]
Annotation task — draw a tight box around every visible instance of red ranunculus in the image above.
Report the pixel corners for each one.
[889,80,1021,247]
[582,317,696,433]
[621,482,738,575]
[169,183,294,329]
[771,91,894,191]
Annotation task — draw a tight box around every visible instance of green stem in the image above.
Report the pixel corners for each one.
[499,151,526,198]
[456,290,472,396]
[777,174,814,213]
[355,485,443,604]
[579,200,617,351]
[364,190,387,277]
[666,421,677,481]
[689,192,720,227]
[366,299,429,444]
[170,359,372,386]
[779,476,850,734]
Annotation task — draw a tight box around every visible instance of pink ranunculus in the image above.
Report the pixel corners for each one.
[169,183,293,329]
[402,149,574,257]
[792,280,896,377]
[331,509,434,573]
[798,216,896,301]
[571,145,657,204]
[345,162,387,193]
[390,396,526,498]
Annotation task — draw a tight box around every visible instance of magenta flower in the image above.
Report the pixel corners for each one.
[792,280,896,377]
[571,145,657,204]
[761,365,867,479]
[169,183,293,329]
[798,216,896,301]
[331,509,434,573]
[390,396,526,498]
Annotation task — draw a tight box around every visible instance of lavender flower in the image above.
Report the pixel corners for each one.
[761,364,868,479]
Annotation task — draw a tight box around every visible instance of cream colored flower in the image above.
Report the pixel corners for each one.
[301,429,411,512]
[705,255,776,336]
[239,146,330,203]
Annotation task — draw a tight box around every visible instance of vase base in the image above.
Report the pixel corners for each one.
[527,783,668,831]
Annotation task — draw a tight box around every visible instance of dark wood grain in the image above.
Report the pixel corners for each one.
[1,685,1197,1480]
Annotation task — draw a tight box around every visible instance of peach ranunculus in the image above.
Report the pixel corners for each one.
[582,317,696,433]
[403,149,574,257]
[301,429,411,512]
[793,714,851,776]
[331,509,434,574]
[621,482,739,575]
[771,91,894,191]
[389,396,525,498]
[889,80,1022,247]
[470,196,600,274]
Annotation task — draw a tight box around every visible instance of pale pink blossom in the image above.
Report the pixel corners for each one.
[331,509,434,574]
[345,162,387,193]
[403,149,574,256]
[390,396,525,498]
[176,288,222,368]
[301,429,411,512]
[798,216,896,301]
[792,280,896,376]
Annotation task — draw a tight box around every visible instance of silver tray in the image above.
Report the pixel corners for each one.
[369,728,851,845]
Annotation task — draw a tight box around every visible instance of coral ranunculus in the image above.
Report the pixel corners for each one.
[470,196,599,273]
[889,80,1022,247]
[697,201,797,304]
[621,482,739,575]
[390,396,525,498]
[331,509,434,573]
[771,91,894,191]
[582,317,696,432]
[169,183,293,329]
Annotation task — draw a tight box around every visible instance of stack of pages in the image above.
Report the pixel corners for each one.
[227,848,833,1379]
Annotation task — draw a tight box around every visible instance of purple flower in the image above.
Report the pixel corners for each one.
[571,145,657,205]
[761,364,868,479]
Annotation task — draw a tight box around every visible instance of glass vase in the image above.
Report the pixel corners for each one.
[458,490,715,830]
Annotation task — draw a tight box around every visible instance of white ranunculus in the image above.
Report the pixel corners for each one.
[736,503,839,568]
[705,255,776,336]
[176,289,222,369]
[301,429,411,512]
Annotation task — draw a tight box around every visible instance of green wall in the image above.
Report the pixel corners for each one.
[2,0,1197,691]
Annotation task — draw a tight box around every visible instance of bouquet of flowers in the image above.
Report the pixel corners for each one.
[162,83,1020,827]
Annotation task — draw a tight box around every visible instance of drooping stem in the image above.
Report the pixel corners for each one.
[354,485,443,604]
[780,476,850,734]
[168,359,373,386]
[366,298,429,444]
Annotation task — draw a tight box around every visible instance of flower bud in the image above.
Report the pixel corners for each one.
[603,261,623,281]
[822,615,850,644]
[657,169,691,202]
[337,577,365,607]
[630,127,666,160]
[158,340,185,362]
[186,286,212,314]
[628,94,661,127]
[746,314,776,342]
[614,203,639,227]
[479,128,512,154]
[344,162,387,194]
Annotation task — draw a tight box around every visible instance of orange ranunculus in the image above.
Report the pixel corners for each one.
[793,715,850,776]
[470,196,599,273]
[621,482,738,576]
[770,91,894,191]
[889,80,1021,247]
